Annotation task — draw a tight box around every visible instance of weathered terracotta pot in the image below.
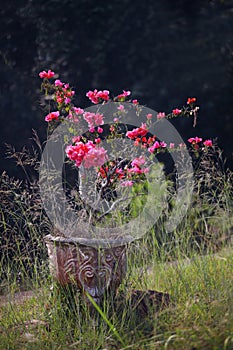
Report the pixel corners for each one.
[44,234,127,304]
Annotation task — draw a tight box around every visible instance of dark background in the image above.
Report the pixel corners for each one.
[0,0,233,178]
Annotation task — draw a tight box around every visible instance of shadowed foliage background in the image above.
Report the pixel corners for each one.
[0,0,232,177]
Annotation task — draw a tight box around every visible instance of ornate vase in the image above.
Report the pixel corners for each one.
[44,234,127,304]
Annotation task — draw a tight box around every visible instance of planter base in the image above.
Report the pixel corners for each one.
[44,234,127,304]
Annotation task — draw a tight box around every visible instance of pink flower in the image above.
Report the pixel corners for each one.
[97,126,103,133]
[128,166,149,174]
[157,112,166,119]
[97,90,110,101]
[203,139,213,147]
[131,156,146,167]
[64,97,71,104]
[114,117,119,123]
[72,136,81,143]
[147,113,153,119]
[83,112,104,128]
[95,138,101,144]
[160,141,167,148]
[73,107,84,115]
[83,147,107,168]
[66,142,88,166]
[86,90,99,104]
[169,143,175,149]
[187,97,196,105]
[56,95,64,104]
[121,180,134,187]
[117,90,131,100]
[115,168,125,178]
[117,104,124,111]
[188,137,202,144]
[86,89,110,104]
[55,79,63,87]
[132,99,139,105]
[85,140,96,151]
[45,111,60,122]
[126,125,148,139]
[172,108,182,115]
[148,141,160,153]
[39,70,55,79]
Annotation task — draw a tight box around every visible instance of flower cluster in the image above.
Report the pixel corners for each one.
[188,137,213,149]
[39,70,213,189]
[83,112,104,132]
[86,89,110,104]
[66,140,107,168]
[54,80,75,106]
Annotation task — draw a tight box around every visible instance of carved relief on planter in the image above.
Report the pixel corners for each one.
[45,234,127,303]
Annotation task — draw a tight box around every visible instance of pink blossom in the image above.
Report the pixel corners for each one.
[55,79,63,87]
[132,99,139,105]
[148,141,160,153]
[97,90,110,101]
[117,90,131,99]
[85,140,96,151]
[68,109,80,122]
[114,117,119,123]
[131,156,146,167]
[187,97,196,105]
[72,136,81,143]
[128,166,149,174]
[121,180,134,187]
[86,89,110,104]
[169,143,175,149]
[56,95,63,104]
[157,112,166,119]
[126,125,148,139]
[86,90,99,104]
[66,142,88,167]
[95,138,101,144]
[45,111,60,122]
[73,107,84,115]
[203,139,213,147]
[89,127,95,133]
[83,112,104,128]
[64,97,71,104]
[97,127,103,133]
[115,168,125,180]
[39,70,55,79]
[65,90,75,97]
[83,147,107,168]
[160,141,167,148]
[147,113,153,119]
[172,108,182,115]
[188,137,202,144]
[117,104,124,111]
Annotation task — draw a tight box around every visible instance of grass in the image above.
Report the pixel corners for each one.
[0,142,232,349]
[0,246,232,349]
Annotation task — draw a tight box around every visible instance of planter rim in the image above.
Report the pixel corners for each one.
[44,234,128,248]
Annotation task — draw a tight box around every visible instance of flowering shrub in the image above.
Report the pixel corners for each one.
[39,70,214,219]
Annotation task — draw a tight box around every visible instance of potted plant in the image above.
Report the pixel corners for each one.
[38,70,213,305]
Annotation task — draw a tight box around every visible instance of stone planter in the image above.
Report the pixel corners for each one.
[44,234,127,304]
